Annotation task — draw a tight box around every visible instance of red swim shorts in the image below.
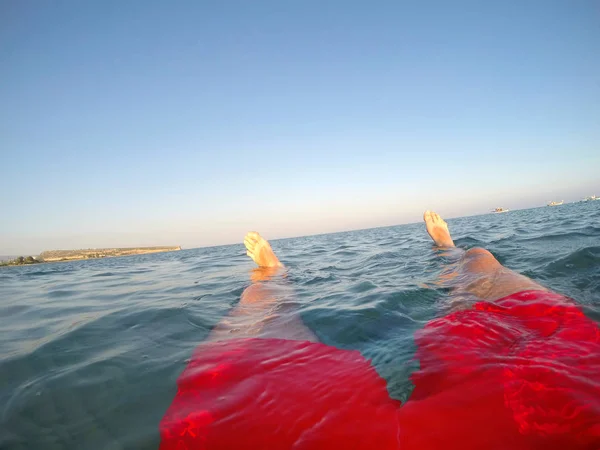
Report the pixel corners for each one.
[160,290,600,450]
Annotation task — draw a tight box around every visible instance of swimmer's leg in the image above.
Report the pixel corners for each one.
[424,211,547,301]
[207,232,318,343]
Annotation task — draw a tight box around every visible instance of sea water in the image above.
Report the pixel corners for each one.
[1,202,599,449]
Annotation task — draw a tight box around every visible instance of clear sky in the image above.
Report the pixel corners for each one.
[1,1,598,254]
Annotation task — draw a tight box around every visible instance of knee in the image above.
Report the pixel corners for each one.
[463,247,500,272]
[465,247,494,259]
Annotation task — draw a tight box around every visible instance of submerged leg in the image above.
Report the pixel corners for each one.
[207,232,318,343]
[423,211,547,301]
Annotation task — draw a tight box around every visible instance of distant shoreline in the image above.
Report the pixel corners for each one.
[0,246,181,267]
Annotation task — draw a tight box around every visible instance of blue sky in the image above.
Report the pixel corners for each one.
[1,1,598,254]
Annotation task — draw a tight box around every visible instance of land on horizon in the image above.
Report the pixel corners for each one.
[0,246,181,266]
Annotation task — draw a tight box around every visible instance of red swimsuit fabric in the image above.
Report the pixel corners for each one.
[160,290,600,450]
[159,338,401,449]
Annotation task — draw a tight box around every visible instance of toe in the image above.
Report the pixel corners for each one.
[244,236,257,251]
[247,231,261,240]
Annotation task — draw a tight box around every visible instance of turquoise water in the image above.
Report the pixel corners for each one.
[1,202,599,449]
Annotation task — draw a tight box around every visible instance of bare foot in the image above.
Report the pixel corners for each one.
[244,232,283,268]
[423,210,455,247]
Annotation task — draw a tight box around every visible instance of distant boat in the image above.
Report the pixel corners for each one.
[492,207,509,213]
[582,195,598,202]
[547,200,564,206]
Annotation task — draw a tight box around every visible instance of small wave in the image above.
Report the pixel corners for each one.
[47,289,78,298]
[302,273,338,285]
[91,271,116,277]
[348,280,378,293]
[453,236,485,248]
[18,270,51,277]
[542,246,600,275]
[518,229,600,243]
[330,249,358,257]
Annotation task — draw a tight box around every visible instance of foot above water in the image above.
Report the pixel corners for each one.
[244,232,283,268]
[423,211,455,248]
